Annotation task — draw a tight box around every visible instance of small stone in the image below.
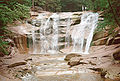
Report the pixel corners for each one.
[68,57,84,67]
[64,53,82,61]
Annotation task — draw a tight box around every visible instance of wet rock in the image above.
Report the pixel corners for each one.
[0,52,5,57]
[59,45,65,50]
[25,58,32,61]
[8,62,27,68]
[106,32,120,45]
[64,53,82,61]
[89,68,107,78]
[28,20,41,27]
[89,68,103,72]
[89,61,96,65]
[107,37,120,45]
[4,57,12,59]
[68,57,86,67]
[113,37,120,44]
[27,19,32,24]
[93,30,109,41]
[101,71,107,78]
[30,12,39,16]
[92,37,108,46]
[113,48,120,61]
[105,78,120,81]
[71,18,81,25]
[58,36,65,42]
[73,12,83,16]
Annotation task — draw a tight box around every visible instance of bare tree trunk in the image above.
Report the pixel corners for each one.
[32,0,35,11]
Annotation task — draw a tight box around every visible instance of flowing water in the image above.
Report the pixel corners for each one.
[65,17,71,48]
[71,12,99,54]
[29,13,59,54]
[28,12,99,54]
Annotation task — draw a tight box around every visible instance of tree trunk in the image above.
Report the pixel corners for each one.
[32,0,35,11]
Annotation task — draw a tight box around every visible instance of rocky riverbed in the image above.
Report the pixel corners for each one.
[0,44,120,81]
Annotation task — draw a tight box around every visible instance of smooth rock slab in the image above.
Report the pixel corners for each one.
[37,73,103,81]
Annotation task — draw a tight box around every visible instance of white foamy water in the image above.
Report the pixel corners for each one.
[28,12,99,54]
[65,17,71,48]
[30,13,59,54]
[71,12,99,54]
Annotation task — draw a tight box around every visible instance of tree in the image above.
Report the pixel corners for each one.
[34,0,62,12]
[0,0,31,55]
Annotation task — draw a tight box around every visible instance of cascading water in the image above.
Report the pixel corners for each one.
[39,15,51,53]
[65,17,71,48]
[30,13,59,54]
[49,13,59,53]
[71,12,99,54]
[31,26,37,54]
[29,12,98,54]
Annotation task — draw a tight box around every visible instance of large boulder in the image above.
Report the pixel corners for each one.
[106,28,120,45]
[113,48,120,61]
[93,30,109,41]
[106,37,120,45]
[67,57,85,67]
[92,37,108,46]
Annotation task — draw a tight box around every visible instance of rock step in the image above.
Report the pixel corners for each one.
[59,28,67,32]
[37,73,102,81]
[58,25,67,28]
[58,43,66,49]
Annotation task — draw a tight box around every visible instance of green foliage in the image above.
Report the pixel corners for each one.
[60,0,82,12]
[0,36,9,55]
[34,0,84,12]
[0,1,30,26]
[0,0,31,55]
[34,0,62,12]
[83,0,120,30]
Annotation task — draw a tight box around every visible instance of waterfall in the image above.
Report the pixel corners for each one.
[71,12,99,54]
[65,17,71,48]
[28,12,98,54]
[39,15,51,53]
[30,13,59,54]
[49,13,59,54]
[32,26,37,54]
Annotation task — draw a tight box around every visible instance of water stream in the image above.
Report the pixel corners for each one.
[28,12,99,54]
[30,13,60,54]
[71,12,99,54]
